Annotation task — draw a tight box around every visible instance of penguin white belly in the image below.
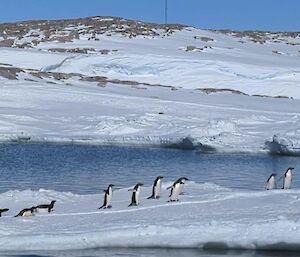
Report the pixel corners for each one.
[154,180,162,198]
[135,188,141,205]
[178,183,184,194]
[35,207,49,214]
[22,210,33,217]
[283,174,292,189]
[106,193,112,207]
[266,177,276,190]
[170,184,180,201]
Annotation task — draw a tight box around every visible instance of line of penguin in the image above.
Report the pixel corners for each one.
[0,167,295,217]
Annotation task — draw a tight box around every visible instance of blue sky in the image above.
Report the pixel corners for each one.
[0,0,299,31]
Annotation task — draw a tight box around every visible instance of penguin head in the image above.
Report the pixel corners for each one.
[108,184,115,187]
[157,176,164,179]
[288,167,295,171]
[179,177,189,182]
[51,200,56,205]
[137,183,144,187]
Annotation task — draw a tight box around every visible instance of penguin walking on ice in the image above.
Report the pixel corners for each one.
[282,167,294,189]
[167,177,189,202]
[34,200,56,213]
[15,207,35,217]
[177,177,189,195]
[0,208,9,217]
[147,176,163,199]
[266,173,277,190]
[128,183,143,207]
[99,184,114,209]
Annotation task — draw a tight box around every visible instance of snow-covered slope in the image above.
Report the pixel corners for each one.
[1,182,300,251]
[0,16,300,154]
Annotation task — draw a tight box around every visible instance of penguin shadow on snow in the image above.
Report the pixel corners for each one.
[265,167,295,190]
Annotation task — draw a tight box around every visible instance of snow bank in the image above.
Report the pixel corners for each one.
[1,182,300,251]
[265,131,300,156]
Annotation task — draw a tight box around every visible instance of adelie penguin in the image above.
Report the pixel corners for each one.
[34,200,56,213]
[282,167,294,189]
[15,207,35,217]
[0,208,9,217]
[177,177,189,195]
[167,178,186,202]
[99,184,114,209]
[147,176,163,199]
[128,183,143,207]
[266,173,277,190]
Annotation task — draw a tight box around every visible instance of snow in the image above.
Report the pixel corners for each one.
[0,182,300,251]
[0,20,300,153]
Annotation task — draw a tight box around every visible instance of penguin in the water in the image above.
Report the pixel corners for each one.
[128,183,143,207]
[147,176,163,199]
[99,184,114,209]
[34,200,56,213]
[266,173,277,190]
[0,208,9,217]
[15,207,35,217]
[282,167,294,189]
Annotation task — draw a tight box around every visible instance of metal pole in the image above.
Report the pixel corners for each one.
[165,0,168,24]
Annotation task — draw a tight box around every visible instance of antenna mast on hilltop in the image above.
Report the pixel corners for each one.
[165,0,168,24]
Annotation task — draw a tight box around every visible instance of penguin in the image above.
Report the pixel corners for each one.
[282,167,294,189]
[34,200,56,213]
[128,183,143,207]
[99,184,114,209]
[15,207,35,217]
[167,180,184,202]
[177,177,189,195]
[147,176,163,199]
[266,173,277,190]
[0,208,9,217]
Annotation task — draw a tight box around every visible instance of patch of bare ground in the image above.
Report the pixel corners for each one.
[0,16,186,48]
[211,29,300,44]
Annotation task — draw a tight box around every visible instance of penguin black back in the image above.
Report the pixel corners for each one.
[0,208,9,217]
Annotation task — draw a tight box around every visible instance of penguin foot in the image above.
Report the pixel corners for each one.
[147,196,154,199]
[128,203,137,207]
[107,205,112,209]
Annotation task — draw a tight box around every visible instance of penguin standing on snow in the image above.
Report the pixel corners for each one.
[34,200,56,213]
[282,167,294,189]
[15,207,35,217]
[0,208,9,217]
[128,183,143,207]
[99,184,114,209]
[266,173,277,190]
[177,177,189,195]
[147,176,163,199]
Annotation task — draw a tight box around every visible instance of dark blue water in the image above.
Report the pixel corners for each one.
[0,143,299,194]
[1,143,300,257]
